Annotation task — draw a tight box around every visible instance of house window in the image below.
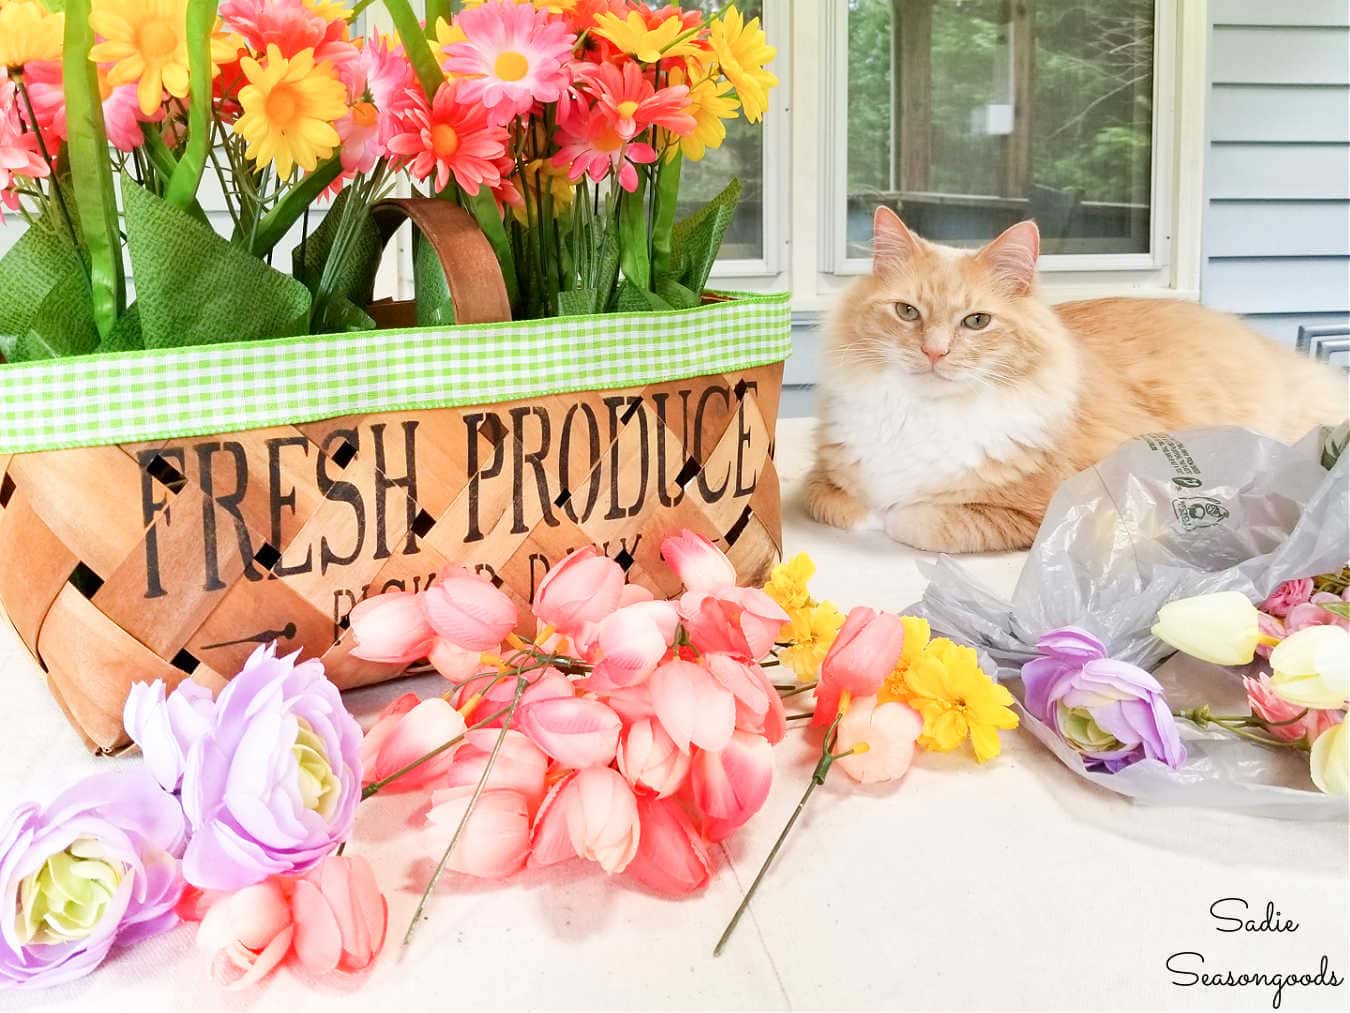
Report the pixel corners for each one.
[680,0,769,266]
[842,0,1156,262]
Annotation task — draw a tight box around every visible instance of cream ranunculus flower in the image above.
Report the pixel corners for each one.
[1309,721,1348,796]
[1269,625,1350,710]
[834,695,924,784]
[1151,591,1261,666]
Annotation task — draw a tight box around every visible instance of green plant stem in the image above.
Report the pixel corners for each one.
[246,156,342,255]
[403,674,529,948]
[60,0,125,337]
[359,701,514,801]
[14,79,80,255]
[713,712,845,957]
[1174,708,1310,750]
[164,0,216,208]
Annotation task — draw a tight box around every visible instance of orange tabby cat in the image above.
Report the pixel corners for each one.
[806,207,1349,552]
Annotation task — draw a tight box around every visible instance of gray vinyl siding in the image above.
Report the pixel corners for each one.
[1201,1,1350,343]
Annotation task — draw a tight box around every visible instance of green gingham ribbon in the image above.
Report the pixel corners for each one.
[0,293,791,455]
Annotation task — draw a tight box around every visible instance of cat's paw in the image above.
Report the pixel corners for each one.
[853,510,885,533]
[882,503,940,549]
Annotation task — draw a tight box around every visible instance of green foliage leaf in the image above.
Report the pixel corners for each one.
[292,186,382,307]
[1319,602,1350,620]
[122,178,311,349]
[12,265,99,362]
[412,233,456,325]
[618,173,651,293]
[671,176,741,298]
[557,288,599,316]
[0,216,84,360]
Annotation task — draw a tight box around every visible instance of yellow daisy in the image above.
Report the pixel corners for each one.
[763,552,814,615]
[463,0,576,11]
[301,0,353,23]
[669,69,740,162]
[0,0,64,72]
[877,615,932,705]
[511,158,575,224]
[233,45,348,180]
[434,15,467,79]
[593,10,704,65]
[900,637,1019,762]
[709,3,778,123]
[90,0,191,116]
[780,600,845,682]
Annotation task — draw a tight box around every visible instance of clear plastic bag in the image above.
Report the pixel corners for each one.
[909,426,1349,819]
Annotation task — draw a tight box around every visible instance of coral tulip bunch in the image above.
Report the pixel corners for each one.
[0,531,1019,990]
[348,530,792,902]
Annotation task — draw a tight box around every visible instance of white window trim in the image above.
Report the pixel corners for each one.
[786,0,1209,313]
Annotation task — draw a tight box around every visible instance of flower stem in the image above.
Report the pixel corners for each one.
[14,78,80,255]
[777,682,817,700]
[359,700,515,801]
[402,674,529,948]
[713,713,843,957]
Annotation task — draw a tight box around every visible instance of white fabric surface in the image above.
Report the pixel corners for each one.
[1,417,1346,1012]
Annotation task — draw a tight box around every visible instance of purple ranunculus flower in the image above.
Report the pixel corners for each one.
[1021,626,1187,773]
[0,771,186,990]
[124,679,215,792]
[178,644,362,891]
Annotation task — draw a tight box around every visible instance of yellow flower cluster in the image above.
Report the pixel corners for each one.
[0,0,64,72]
[878,619,1019,763]
[764,555,1019,763]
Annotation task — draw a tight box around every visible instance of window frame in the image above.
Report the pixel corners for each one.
[808,0,1208,306]
[706,0,792,279]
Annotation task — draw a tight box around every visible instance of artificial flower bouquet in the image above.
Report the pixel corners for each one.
[0,530,1020,992]
[912,426,1348,813]
[0,0,794,753]
[1021,574,1348,798]
[0,0,777,359]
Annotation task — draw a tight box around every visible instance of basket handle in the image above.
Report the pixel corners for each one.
[367,196,512,326]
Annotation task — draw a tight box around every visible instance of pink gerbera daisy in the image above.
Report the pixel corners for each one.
[220,0,359,86]
[386,79,510,194]
[551,102,656,193]
[22,60,157,154]
[445,0,576,125]
[581,60,694,140]
[0,72,48,221]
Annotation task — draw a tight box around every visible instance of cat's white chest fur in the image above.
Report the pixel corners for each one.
[818,368,1069,510]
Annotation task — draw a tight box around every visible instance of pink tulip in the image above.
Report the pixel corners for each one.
[427,787,533,878]
[196,880,296,990]
[692,731,774,842]
[428,637,488,683]
[1286,594,1350,635]
[290,855,388,973]
[660,530,736,593]
[533,546,625,633]
[833,695,923,784]
[706,654,786,744]
[619,582,655,607]
[1258,578,1315,619]
[442,728,549,805]
[588,603,677,690]
[713,587,790,658]
[529,767,641,873]
[422,566,519,651]
[625,795,711,897]
[348,591,436,664]
[650,658,736,753]
[678,594,753,658]
[1243,673,1343,743]
[616,717,691,797]
[452,667,572,724]
[600,679,657,725]
[360,693,467,792]
[812,607,907,725]
[518,695,623,768]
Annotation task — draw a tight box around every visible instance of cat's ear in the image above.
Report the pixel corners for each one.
[977,221,1040,294]
[873,206,919,273]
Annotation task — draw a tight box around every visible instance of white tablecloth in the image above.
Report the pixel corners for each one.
[1,417,1346,1012]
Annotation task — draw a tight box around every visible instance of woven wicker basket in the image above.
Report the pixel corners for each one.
[0,198,790,751]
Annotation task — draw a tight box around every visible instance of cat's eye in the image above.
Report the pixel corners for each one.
[894,302,920,321]
[963,312,992,330]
